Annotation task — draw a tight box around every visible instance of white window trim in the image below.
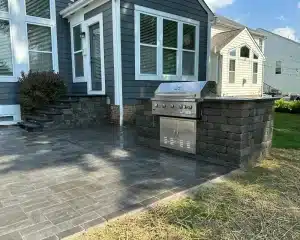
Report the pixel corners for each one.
[252,61,258,84]
[24,0,55,21]
[0,18,15,81]
[71,23,85,83]
[82,13,106,95]
[25,22,57,72]
[134,5,200,81]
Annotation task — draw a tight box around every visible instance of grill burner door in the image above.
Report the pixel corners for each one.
[160,117,196,154]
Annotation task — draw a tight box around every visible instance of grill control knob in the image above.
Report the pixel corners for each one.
[170,104,174,108]
[189,106,193,109]
[162,104,166,108]
[184,105,187,109]
[155,104,158,107]
[179,105,183,109]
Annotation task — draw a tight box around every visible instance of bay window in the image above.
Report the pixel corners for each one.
[0,19,13,76]
[135,6,199,81]
[27,24,53,72]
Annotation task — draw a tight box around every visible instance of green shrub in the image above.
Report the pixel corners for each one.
[275,99,300,113]
[19,71,67,113]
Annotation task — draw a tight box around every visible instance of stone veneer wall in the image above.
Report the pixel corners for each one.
[197,99,274,168]
[136,98,276,169]
[109,104,144,125]
[48,96,108,129]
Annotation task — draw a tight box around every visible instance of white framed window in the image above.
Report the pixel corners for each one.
[135,5,200,81]
[71,24,84,82]
[240,46,250,58]
[27,23,54,72]
[259,38,263,50]
[253,62,258,84]
[276,61,282,75]
[25,0,51,19]
[229,59,235,83]
[0,0,8,12]
[0,19,14,77]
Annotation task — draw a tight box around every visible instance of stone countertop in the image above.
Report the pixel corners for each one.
[203,96,280,102]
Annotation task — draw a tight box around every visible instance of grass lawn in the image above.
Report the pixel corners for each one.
[71,113,300,240]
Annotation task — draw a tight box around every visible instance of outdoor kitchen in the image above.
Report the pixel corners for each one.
[136,81,276,169]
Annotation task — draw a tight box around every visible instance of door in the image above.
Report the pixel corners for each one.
[84,14,105,95]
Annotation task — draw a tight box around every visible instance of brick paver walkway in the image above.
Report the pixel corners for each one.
[0,126,233,240]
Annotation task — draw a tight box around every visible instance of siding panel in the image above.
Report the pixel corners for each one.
[120,0,208,104]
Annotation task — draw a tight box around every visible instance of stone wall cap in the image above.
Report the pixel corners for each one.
[203,96,280,103]
[135,97,152,100]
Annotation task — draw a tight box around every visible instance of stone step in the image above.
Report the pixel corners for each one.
[56,99,79,104]
[25,115,53,123]
[36,110,62,116]
[18,121,43,132]
[47,104,71,110]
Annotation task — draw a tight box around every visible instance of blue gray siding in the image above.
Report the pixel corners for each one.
[84,1,115,103]
[55,0,75,93]
[120,0,208,104]
[0,82,19,105]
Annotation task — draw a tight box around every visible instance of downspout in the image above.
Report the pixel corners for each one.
[112,0,123,126]
[206,16,216,81]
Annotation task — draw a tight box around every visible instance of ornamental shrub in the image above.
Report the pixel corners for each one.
[19,71,66,113]
[275,99,300,113]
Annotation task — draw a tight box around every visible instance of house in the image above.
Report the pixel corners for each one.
[0,0,214,126]
[209,15,266,97]
[256,29,300,95]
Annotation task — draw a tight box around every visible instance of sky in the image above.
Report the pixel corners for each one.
[205,0,300,42]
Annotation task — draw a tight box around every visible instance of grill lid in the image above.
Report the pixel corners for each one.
[154,81,217,99]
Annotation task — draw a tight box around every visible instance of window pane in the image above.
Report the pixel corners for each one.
[73,25,82,52]
[27,24,52,51]
[253,74,258,84]
[253,53,258,59]
[183,24,195,50]
[230,49,236,57]
[276,61,281,74]
[163,19,177,48]
[140,14,157,45]
[229,72,235,83]
[75,52,84,77]
[0,20,13,76]
[229,59,235,71]
[140,46,157,74]
[26,0,50,18]
[183,51,195,75]
[240,46,250,58]
[29,52,53,72]
[0,0,8,12]
[253,62,258,73]
[163,49,177,75]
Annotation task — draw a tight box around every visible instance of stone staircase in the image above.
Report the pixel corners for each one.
[18,96,108,132]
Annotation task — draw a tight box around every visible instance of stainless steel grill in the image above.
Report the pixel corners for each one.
[151,81,217,154]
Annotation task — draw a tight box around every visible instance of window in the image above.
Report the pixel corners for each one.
[25,0,50,19]
[27,24,53,72]
[276,61,282,74]
[0,0,8,12]
[0,19,13,76]
[259,38,263,50]
[229,59,235,83]
[72,25,84,78]
[135,6,199,81]
[229,49,236,57]
[253,53,258,59]
[240,46,250,58]
[253,62,258,84]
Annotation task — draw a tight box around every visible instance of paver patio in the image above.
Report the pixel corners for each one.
[0,126,235,240]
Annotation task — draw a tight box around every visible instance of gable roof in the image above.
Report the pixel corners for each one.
[212,28,265,59]
[257,28,300,46]
[211,29,243,52]
[215,14,265,38]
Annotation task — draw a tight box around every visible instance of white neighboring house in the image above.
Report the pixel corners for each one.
[209,15,266,97]
[256,29,300,95]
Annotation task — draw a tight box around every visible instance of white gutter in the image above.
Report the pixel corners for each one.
[60,0,96,18]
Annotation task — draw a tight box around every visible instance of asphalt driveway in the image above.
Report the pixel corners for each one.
[0,126,233,240]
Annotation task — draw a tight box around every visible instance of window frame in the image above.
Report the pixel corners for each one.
[71,23,85,82]
[0,0,9,13]
[228,48,236,84]
[25,22,55,72]
[134,5,200,81]
[24,0,53,20]
[0,18,15,79]
[240,45,250,58]
[275,60,282,75]
[252,61,258,84]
